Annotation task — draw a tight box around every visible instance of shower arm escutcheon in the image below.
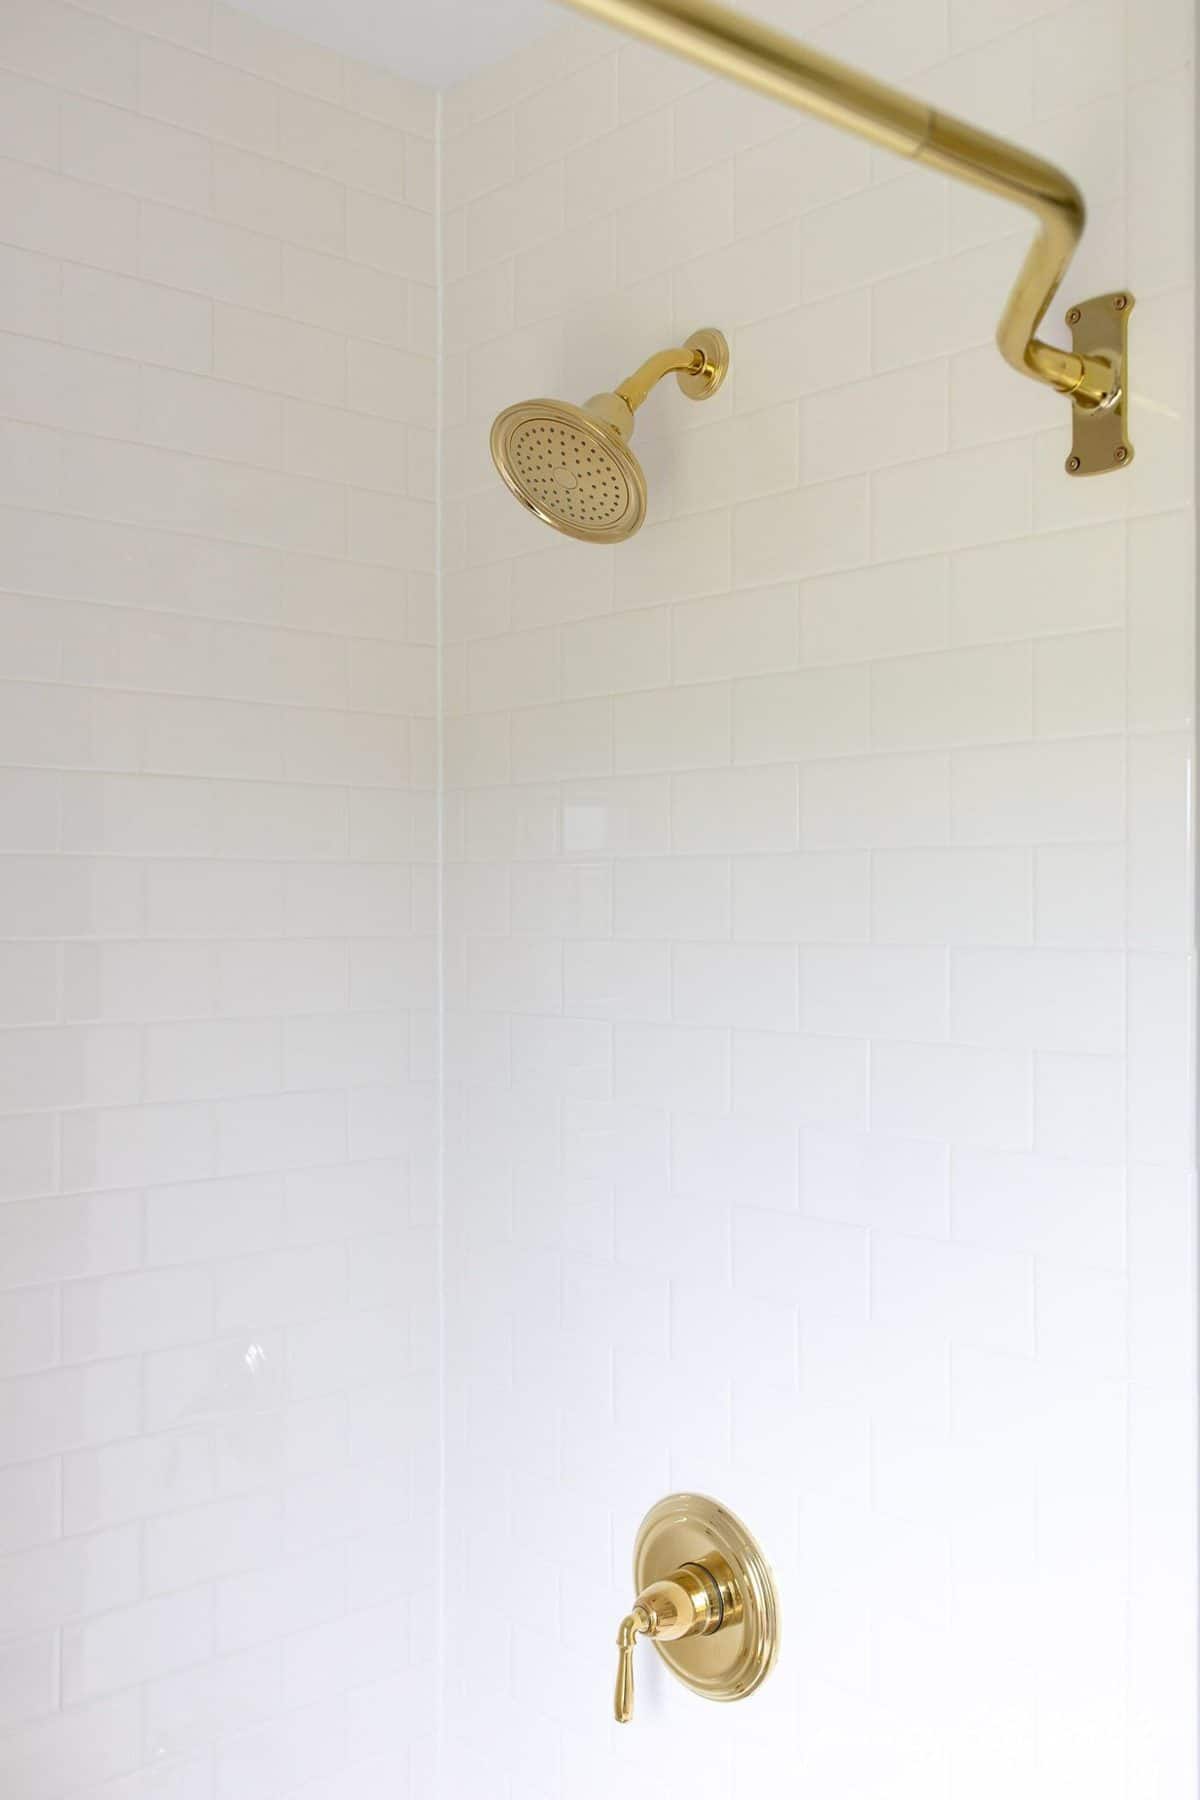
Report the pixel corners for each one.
[557,0,1134,476]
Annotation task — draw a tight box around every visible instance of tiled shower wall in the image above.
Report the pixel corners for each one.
[440,6,1196,1799]
[0,3,438,1797]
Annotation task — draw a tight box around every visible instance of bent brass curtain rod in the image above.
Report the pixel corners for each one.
[557,0,1133,476]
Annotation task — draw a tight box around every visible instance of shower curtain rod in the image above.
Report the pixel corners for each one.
[556,0,1134,474]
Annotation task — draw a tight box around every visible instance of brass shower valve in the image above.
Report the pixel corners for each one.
[613,1495,779,1724]
[614,1561,733,1723]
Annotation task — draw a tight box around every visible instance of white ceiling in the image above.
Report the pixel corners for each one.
[234,0,562,88]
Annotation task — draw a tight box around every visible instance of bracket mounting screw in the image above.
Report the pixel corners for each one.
[1067,307,1082,325]
[1067,455,1081,472]
[1113,294,1128,310]
[1114,445,1129,463]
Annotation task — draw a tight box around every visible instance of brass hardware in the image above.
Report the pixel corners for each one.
[613,1493,779,1722]
[557,0,1133,475]
[490,328,728,543]
[1064,292,1134,475]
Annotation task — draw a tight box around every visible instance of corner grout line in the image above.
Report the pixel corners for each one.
[431,80,448,1800]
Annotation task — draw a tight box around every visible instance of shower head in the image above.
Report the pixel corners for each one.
[489,327,728,545]
[491,395,648,542]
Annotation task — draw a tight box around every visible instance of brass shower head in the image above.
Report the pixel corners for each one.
[489,327,729,544]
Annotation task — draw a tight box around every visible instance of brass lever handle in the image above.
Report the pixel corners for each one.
[613,1566,723,1723]
[614,1607,648,1723]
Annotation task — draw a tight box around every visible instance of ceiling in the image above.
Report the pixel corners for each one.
[235,0,562,88]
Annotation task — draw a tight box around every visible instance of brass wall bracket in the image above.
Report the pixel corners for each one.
[1065,292,1134,476]
[558,0,1135,477]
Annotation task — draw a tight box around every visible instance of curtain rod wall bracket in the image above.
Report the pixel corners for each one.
[559,0,1133,476]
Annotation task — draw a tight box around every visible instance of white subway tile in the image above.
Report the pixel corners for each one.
[874,441,1032,559]
[673,764,798,853]
[872,642,1032,748]
[213,145,344,254]
[347,189,435,279]
[213,304,344,405]
[563,939,670,1022]
[953,1146,1125,1270]
[673,1110,798,1209]
[1128,510,1193,729]
[0,160,138,273]
[63,267,211,371]
[0,1290,56,1379]
[0,332,138,438]
[801,555,948,665]
[804,362,949,483]
[803,1129,950,1239]
[951,736,1125,843]
[516,58,617,173]
[873,1232,1034,1354]
[618,509,732,610]
[873,235,1030,371]
[566,109,673,225]
[0,0,137,104]
[0,1691,142,1800]
[674,942,798,1031]
[562,607,670,699]
[1034,1050,1126,1161]
[952,947,1124,1052]
[872,1040,1033,1147]
[62,1267,212,1360]
[950,522,1125,644]
[673,584,799,684]
[734,1208,869,1317]
[734,1029,869,1131]
[0,68,58,170]
[511,698,611,783]
[1035,843,1124,947]
[210,1,340,96]
[733,851,868,944]
[140,203,281,309]
[216,1091,346,1176]
[282,245,408,346]
[0,245,60,342]
[803,751,950,848]
[874,847,1032,944]
[736,291,871,415]
[614,683,731,773]
[140,366,282,466]
[347,339,436,425]
[63,1589,212,1703]
[0,1023,139,1112]
[0,1115,57,1202]
[278,91,406,198]
[0,1360,140,1466]
[61,95,210,211]
[1033,629,1125,736]
[803,174,945,299]
[612,1022,729,1112]
[734,665,869,763]
[617,164,734,286]
[806,946,949,1041]
[735,115,870,239]
[734,478,870,586]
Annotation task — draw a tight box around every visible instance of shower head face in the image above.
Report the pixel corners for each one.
[490,398,647,544]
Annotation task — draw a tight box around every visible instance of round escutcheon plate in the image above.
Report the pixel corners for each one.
[676,328,730,401]
[633,1493,779,1703]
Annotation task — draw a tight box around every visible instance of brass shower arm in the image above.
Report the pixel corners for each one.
[558,0,1134,475]
[615,344,705,412]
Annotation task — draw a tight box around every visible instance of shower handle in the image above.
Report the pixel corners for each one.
[613,1559,733,1722]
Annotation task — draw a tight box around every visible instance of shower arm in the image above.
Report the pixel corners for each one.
[557,0,1135,473]
[615,344,704,411]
